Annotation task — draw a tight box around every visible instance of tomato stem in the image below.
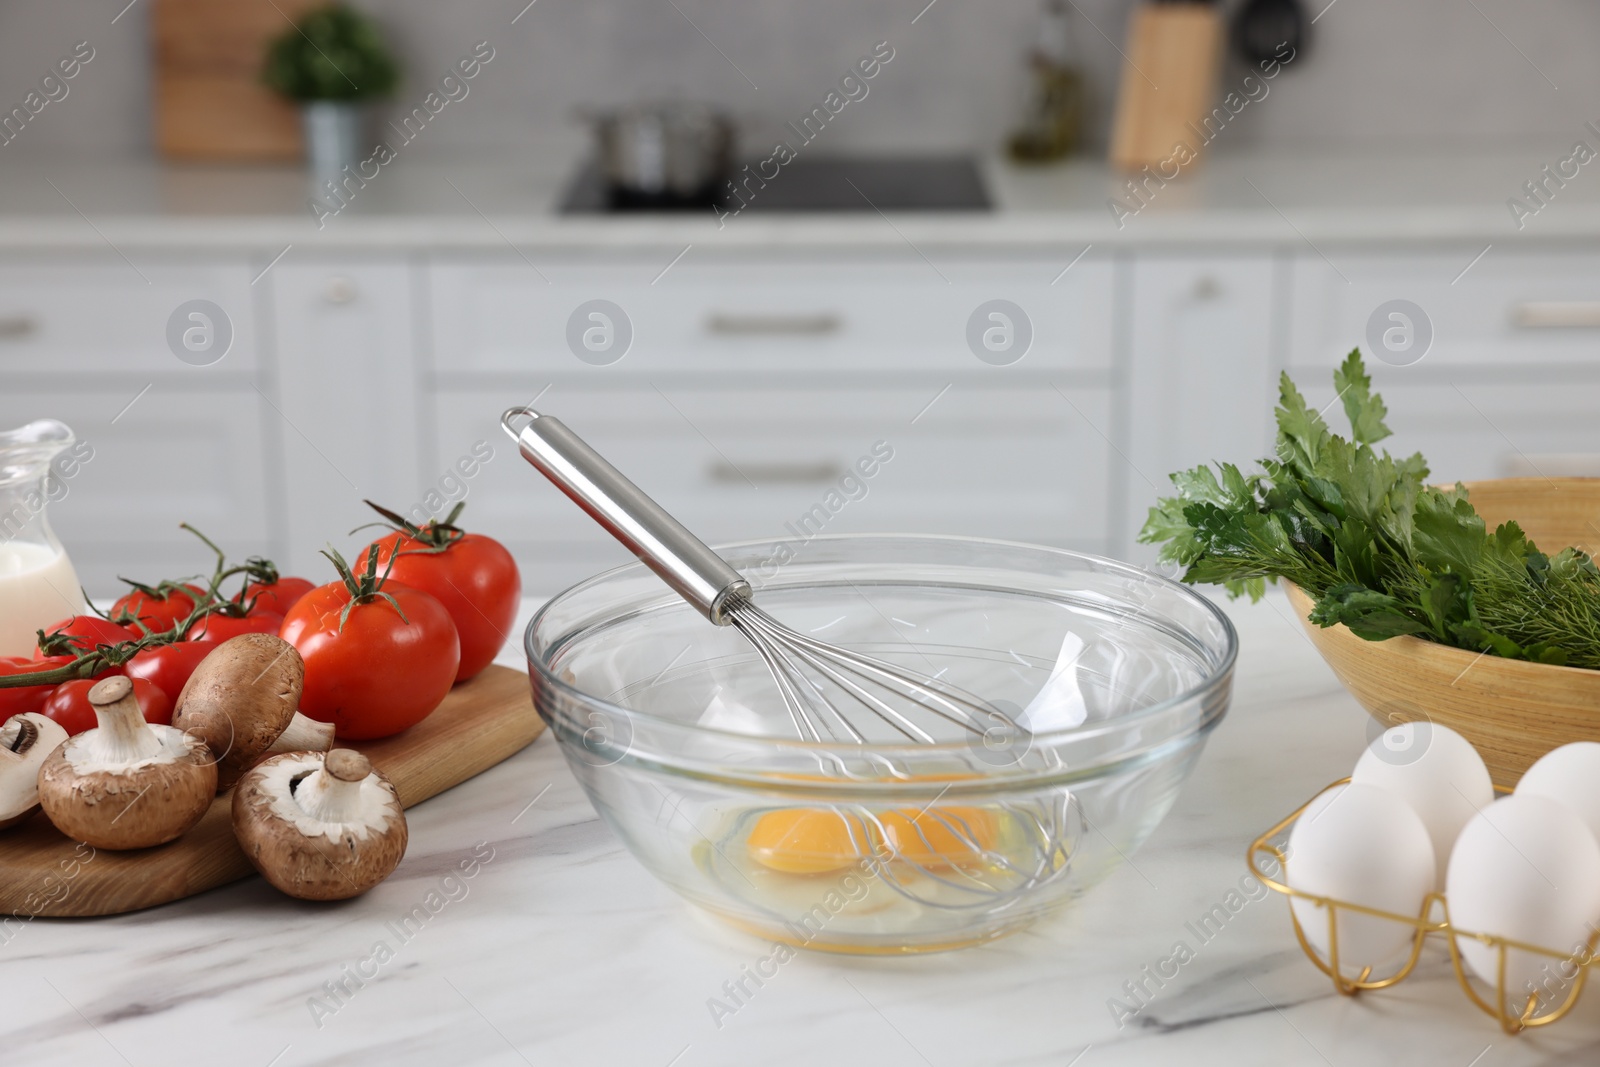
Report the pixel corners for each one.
[0,658,106,688]
[353,498,465,555]
[239,555,283,586]
[321,545,410,632]
[0,621,189,689]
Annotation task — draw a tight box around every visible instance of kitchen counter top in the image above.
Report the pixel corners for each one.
[2,146,1597,252]
[5,590,1597,1066]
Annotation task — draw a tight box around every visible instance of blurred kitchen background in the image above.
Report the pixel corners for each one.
[10,0,1600,157]
[2,0,1598,598]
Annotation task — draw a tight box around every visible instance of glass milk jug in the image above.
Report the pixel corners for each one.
[0,420,88,656]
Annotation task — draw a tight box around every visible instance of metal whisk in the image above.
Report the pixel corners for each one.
[503,407,1071,907]
[502,406,1027,750]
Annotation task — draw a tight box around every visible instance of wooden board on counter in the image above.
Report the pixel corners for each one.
[0,665,544,918]
[1108,3,1224,172]
[154,0,318,160]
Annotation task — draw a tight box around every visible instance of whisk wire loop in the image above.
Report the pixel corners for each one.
[726,598,1027,747]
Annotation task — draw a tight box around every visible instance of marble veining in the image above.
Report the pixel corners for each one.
[3,593,1599,1065]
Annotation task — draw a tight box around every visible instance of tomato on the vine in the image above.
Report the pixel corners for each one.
[187,611,284,643]
[43,677,172,735]
[355,500,520,683]
[0,655,69,719]
[236,576,315,617]
[126,640,219,704]
[111,583,206,632]
[35,616,138,659]
[281,550,459,740]
[177,524,309,618]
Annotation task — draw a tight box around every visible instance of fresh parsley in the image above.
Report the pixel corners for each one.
[1139,350,1600,668]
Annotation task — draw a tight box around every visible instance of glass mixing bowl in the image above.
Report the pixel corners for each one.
[525,535,1236,954]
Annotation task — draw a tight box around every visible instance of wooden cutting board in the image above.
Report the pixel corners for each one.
[0,665,544,917]
[1108,2,1225,172]
[153,0,318,160]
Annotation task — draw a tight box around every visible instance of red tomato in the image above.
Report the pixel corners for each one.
[187,611,283,643]
[35,616,138,658]
[42,677,172,736]
[357,531,519,683]
[236,576,315,617]
[281,580,459,740]
[111,583,206,631]
[0,655,68,719]
[126,640,219,704]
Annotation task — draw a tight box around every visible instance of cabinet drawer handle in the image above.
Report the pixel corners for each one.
[707,460,844,485]
[0,315,39,339]
[1511,301,1600,328]
[704,313,842,336]
[324,277,358,305]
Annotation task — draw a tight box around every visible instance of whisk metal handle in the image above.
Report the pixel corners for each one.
[502,407,751,624]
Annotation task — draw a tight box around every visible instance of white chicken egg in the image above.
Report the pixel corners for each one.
[1352,721,1493,888]
[1287,782,1436,975]
[1515,742,1600,845]
[1446,793,1600,999]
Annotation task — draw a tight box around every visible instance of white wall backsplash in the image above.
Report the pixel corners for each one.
[0,0,1596,162]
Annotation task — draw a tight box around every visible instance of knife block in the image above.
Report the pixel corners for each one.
[1108,2,1224,173]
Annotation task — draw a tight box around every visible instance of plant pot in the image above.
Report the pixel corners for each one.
[302,101,367,181]
[1286,477,1600,788]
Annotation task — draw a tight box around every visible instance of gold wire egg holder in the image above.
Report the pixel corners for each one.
[1249,778,1600,1035]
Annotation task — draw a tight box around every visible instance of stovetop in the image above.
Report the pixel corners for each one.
[559,156,991,214]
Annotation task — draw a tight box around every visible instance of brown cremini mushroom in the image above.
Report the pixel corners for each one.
[233,749,407,900]
[0,713,69,830]
[38,676,216,849]
[173,633,304,790]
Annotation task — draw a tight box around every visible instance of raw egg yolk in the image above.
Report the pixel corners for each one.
[747,808,876,874]
[879,807,999,870]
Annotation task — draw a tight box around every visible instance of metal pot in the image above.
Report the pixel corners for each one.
[586,104,734,207]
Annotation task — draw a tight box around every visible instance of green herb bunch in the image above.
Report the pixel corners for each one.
[1139,350,1600,668]
[262,4,399,103]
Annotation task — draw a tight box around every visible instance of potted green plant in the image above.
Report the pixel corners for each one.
[262,4,399,178]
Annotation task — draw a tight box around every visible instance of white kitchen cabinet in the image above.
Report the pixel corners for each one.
[1123,255,1280,563]
[432,384,1111,596]
[23,239,1591,601]
[1289,250,1600,371]
[0,255,257,377]
[1286,248,1600,484]
[0,387,276,594]
[0,254,273,597]
[268,260,423,576]
[428,250,1116,591]
[428,253,1115,376]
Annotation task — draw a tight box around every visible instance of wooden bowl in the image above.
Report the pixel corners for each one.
[1285,478,1600,788]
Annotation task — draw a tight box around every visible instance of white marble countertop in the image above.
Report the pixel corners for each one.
[4,590,1597,1066]
[2,146,1596,252]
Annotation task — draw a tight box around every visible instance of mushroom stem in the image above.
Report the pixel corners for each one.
[0,719,31,761]
[0,713,67,831]
[294,750,373,823]
[264,712,336,758]
[86,677,161,764]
